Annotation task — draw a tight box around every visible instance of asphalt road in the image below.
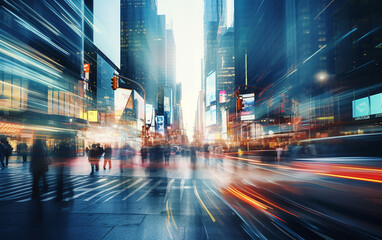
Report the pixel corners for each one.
[0,153,381,240]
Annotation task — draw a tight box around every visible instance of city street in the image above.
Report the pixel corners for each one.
[0,153,381,240]
[1,0,382,239]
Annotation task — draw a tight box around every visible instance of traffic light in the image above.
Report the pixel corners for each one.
[111,76,118,90]
[237,97,243,111]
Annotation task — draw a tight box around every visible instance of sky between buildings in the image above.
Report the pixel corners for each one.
[157,0,204,137]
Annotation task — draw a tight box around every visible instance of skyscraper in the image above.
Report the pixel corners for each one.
[166,29,176,90]
[120,0,159,108]
[234,0,287,119]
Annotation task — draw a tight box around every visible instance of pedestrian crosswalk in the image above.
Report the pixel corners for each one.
[0,173,202,204]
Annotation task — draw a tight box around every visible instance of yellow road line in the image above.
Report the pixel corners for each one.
[193,181,216,222]
[166,200,173,239]
[203,189,224,216]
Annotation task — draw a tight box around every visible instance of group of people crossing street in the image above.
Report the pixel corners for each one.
[87,144,113,175]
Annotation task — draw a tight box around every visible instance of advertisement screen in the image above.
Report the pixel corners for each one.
[241,93,255,121]
[156,116,164,135]
[219,90,226,103]
[146,104,153,125]
[206,105,216,126]
[206,72,216,106]
[88,111,98,122]
[114,89,132,122]
[133,90,144,121]
[352,97,370,118]
[370,93,382,115]
[164,97,170,112]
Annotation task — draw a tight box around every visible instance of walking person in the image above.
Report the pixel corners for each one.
[141,145,148,163]
[96,143,104,171]
[164,143,171,164]
[103,144,112,170]
[0,139,5,168]
[55,140,70,201]
[276,145,284,164]
[30,139,49,199]
[4,141,13,167]
[119,144,130,173]
[88,144,98,176]
[85,147,89,157]
[19,142,28,162]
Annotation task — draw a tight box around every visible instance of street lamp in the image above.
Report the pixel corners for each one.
[315,71,329,82]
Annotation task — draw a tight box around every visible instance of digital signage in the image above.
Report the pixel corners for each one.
[114,89,132,122]
[206,72,216,106]
[206,105,216,126]
[88,111,98,122]
[156,116,164,135]
[219,90,226,103]
[133,90,144,121]
[352,97,370,118]
[370,93,382,115]
[240,93,255,121]
[146,104,153,125]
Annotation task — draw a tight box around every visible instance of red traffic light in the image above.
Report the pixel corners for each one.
[111,76,118,90]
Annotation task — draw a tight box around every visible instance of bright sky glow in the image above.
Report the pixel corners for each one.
[157,0,203,137]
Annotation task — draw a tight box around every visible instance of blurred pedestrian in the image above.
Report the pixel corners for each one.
[103,144,112,169]
[19,142,28,162]
[55,140,70,201]
[85,146,89,157]
[190,145,197,168]
[0,139,5,168]
[164,143,171,164]
[96,143,104,171]
[30,139,49,199]
[276,146,283,163]
[4,141,13,167]
[120,144,128,172]
[141,145,148,163]
[88,144,98,176]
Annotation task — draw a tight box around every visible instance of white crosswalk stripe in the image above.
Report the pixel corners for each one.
[84,179,130,201]
[0,174,192,205]
[64,179,117,201]
[122,180,151,200]
[136,180,162,202]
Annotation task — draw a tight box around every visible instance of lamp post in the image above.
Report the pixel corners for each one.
[112,74,146,144]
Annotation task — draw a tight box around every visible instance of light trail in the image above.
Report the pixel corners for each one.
[314,0,335,20]
[226,186,285,222]
[316,173,382,184]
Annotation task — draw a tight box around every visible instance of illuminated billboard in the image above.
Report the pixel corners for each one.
[241,93,255,121]
[206,105,216,126]
[206,71,216,106]
[114,89,132,122]
[88,111,98,122]
[146,104,153,125]
[133,90,144,121]
[156,116,164,135]
[370,93,382,115]
[352,97,370,118]
[219,90,226,103]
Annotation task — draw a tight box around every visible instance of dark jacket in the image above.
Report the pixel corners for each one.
[104,147,112,159]
[5,143,13,157]
[30,141,49,174]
